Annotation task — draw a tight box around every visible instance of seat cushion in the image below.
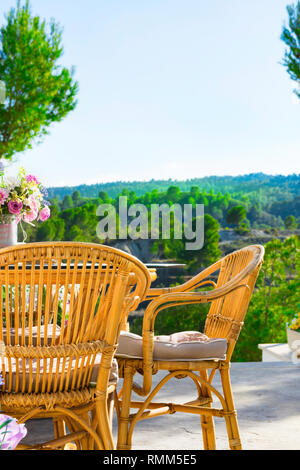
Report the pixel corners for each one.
[116,330,227,361]
[2,325,61,346]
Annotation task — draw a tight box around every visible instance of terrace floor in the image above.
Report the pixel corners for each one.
[22,361,300,451]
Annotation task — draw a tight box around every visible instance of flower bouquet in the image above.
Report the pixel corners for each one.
[0,413,27,450]
[0,166,50,246]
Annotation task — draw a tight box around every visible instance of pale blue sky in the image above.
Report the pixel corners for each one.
[0,0,299,187]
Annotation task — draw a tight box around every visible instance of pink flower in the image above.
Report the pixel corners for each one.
[0,188,8,205]
[8,199,23,215]
[23,209,38,223]
[38,206,50,221]
[0,414,27,449]
[26,175,39,185]
[26,194,38,212]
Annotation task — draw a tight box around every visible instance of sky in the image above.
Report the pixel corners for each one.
[0,0,299,188]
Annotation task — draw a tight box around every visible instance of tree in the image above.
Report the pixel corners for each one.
[166,186,181,203]
[153,213,221,274]
[0,0,78,161]
[281,2,300,98]
[72,190,81,206]
[226,205,247,227]
[62,194,73,210]
[284,214,298,229]
[98,191,109,203]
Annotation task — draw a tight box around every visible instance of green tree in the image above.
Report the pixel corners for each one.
[35,218,65,241]
[281,1,300,98]
[190,186,200,199]
[98,191,109,202]
[72,190,81,206]
[166,186,181,203]
[62,195,73,210]
[0,0,78,161]
[68,225,84,241]
[284,214,298,229]
[153,214,221,274]
[226,205,247,227]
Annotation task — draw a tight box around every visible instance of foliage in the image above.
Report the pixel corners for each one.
[46,174,300,232]
[0,0,78,161]
[152,214,221,273]
[233,236,300,361]
[281,1,300,98]
[130,303,209,337]
[47,173,300,203]
[284,214,298,229]
[226,205,247,227]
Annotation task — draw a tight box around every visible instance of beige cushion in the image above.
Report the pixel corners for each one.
[116,330,227,361]
[2,325,61,346]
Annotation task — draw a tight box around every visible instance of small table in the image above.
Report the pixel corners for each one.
[258,343,293,362]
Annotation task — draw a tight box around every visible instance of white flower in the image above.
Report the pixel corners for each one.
[4,176,20,191]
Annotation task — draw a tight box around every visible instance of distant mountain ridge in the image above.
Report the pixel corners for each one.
[47,173,300,200]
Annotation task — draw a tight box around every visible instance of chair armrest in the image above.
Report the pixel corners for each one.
[144,280,217,300]
[143,283,250,331]
[131,283,249,397]
[144,259,221,300]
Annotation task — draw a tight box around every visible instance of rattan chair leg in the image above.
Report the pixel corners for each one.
[53,417,66,440]
[80,412,92,450]
[90,408,100,450]
[199,369,216,450]
[220,367,242,450]
[95,398,115,450]
[200,406,216,450]
[117,365,135,450]
[107,391,114,428]
[64,416,85,450]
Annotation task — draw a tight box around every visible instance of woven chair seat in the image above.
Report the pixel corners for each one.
[0,387,99,411]
[116,330,227,361]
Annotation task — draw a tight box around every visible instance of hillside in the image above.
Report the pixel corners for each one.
[47,173,300,202]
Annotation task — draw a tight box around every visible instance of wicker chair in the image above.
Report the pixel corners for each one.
[116,245,264,450]
[0,242,151,450]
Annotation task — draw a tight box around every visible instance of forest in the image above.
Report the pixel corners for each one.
[23,173,300,362]
[29,172,300,244]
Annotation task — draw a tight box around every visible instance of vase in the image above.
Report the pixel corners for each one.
[0,215,18,249]
[286,327,300,350]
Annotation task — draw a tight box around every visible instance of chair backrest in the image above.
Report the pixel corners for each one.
[204,245,264,359]
[0,242,151,394]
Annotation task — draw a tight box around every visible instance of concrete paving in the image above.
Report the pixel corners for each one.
[21,361,300,451]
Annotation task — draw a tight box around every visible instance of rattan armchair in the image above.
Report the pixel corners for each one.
[0,242,151,450]
[116,245,264,450]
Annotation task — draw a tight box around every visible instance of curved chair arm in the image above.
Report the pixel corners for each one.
[132,283,249,396]
[143,283,250,331]
[144,260,221,300]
